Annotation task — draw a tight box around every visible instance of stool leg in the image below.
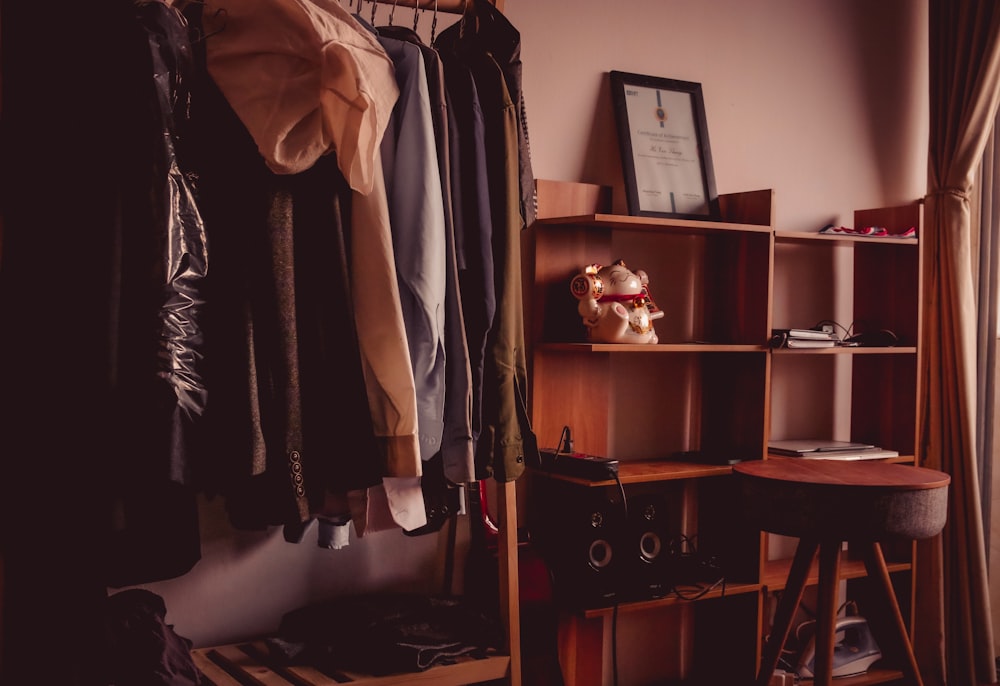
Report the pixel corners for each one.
[756,538,818,686]
[814,540,843,686]
[860,541,924,686]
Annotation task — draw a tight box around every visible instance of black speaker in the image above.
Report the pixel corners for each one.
[529,479,626,609]
[624,490,672,601]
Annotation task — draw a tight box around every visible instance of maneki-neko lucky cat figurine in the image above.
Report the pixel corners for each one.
[570,260,663,344]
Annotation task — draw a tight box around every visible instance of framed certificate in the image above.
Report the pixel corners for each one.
[610,71,720,220]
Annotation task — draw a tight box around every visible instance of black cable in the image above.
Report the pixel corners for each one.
[814,318,851,341]
[613,471,628,520]
[668,533,727,600]
[672,575,726,601]
[556,425,573,453]
[804,319,901,347]
[611,472,627,686]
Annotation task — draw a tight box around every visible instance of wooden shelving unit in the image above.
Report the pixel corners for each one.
[522,180,924,685]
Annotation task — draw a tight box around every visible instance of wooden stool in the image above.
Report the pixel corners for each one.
[733,458,950,686]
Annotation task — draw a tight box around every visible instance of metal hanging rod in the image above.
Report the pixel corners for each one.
[369,0,501,14]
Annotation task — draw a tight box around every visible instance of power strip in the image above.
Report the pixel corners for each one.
[538,449,619,480]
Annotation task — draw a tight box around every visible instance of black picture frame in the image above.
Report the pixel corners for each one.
[609,70,720,220]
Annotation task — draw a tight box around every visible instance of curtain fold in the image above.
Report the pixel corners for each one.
[980,111,1000,684]
[978,124,1000,555]
[919,1,1000,683]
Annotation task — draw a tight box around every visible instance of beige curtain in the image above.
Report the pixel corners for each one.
[980,116,1000,682]
[918,1,1000,684]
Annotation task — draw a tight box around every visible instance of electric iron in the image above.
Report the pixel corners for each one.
[794,615,882,679]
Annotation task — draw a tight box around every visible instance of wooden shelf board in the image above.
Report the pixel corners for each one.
[531,459,735,486]
[774,230,918,245]
[535,213,774,235]
[618,459,734,483]
[540,342,769,353]
[762,556,911,591]
[829,667,905,685]
[771,346,916,355]
[581,580,761,618]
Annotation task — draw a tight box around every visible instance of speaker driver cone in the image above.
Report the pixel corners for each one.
[640,531,662,561]
[589,538,613,569]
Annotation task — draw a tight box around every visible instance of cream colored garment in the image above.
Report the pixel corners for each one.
[351,155,425,534]
[204,0,399,193]
[348,477,424,537]
[205,0,422,531]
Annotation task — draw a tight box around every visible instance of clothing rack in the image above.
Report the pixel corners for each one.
[195,3,522,681]
[167,0,500,16]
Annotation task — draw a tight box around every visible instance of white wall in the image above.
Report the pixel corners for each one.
[507,0,928,230]
[138,1,930,678]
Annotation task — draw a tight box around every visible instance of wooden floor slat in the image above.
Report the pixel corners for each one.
[191,642,511,686]
[192,648,243,686]
[209,644,298,685]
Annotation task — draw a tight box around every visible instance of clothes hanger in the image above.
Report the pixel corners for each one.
[458,0,470,39]
[428,0,440,43]
[199,8,228,41]
[412,0,422,32]
[172,0,227,42]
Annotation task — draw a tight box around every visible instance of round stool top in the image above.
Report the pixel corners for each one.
[733,458,950,540]
[734,458,950,490]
